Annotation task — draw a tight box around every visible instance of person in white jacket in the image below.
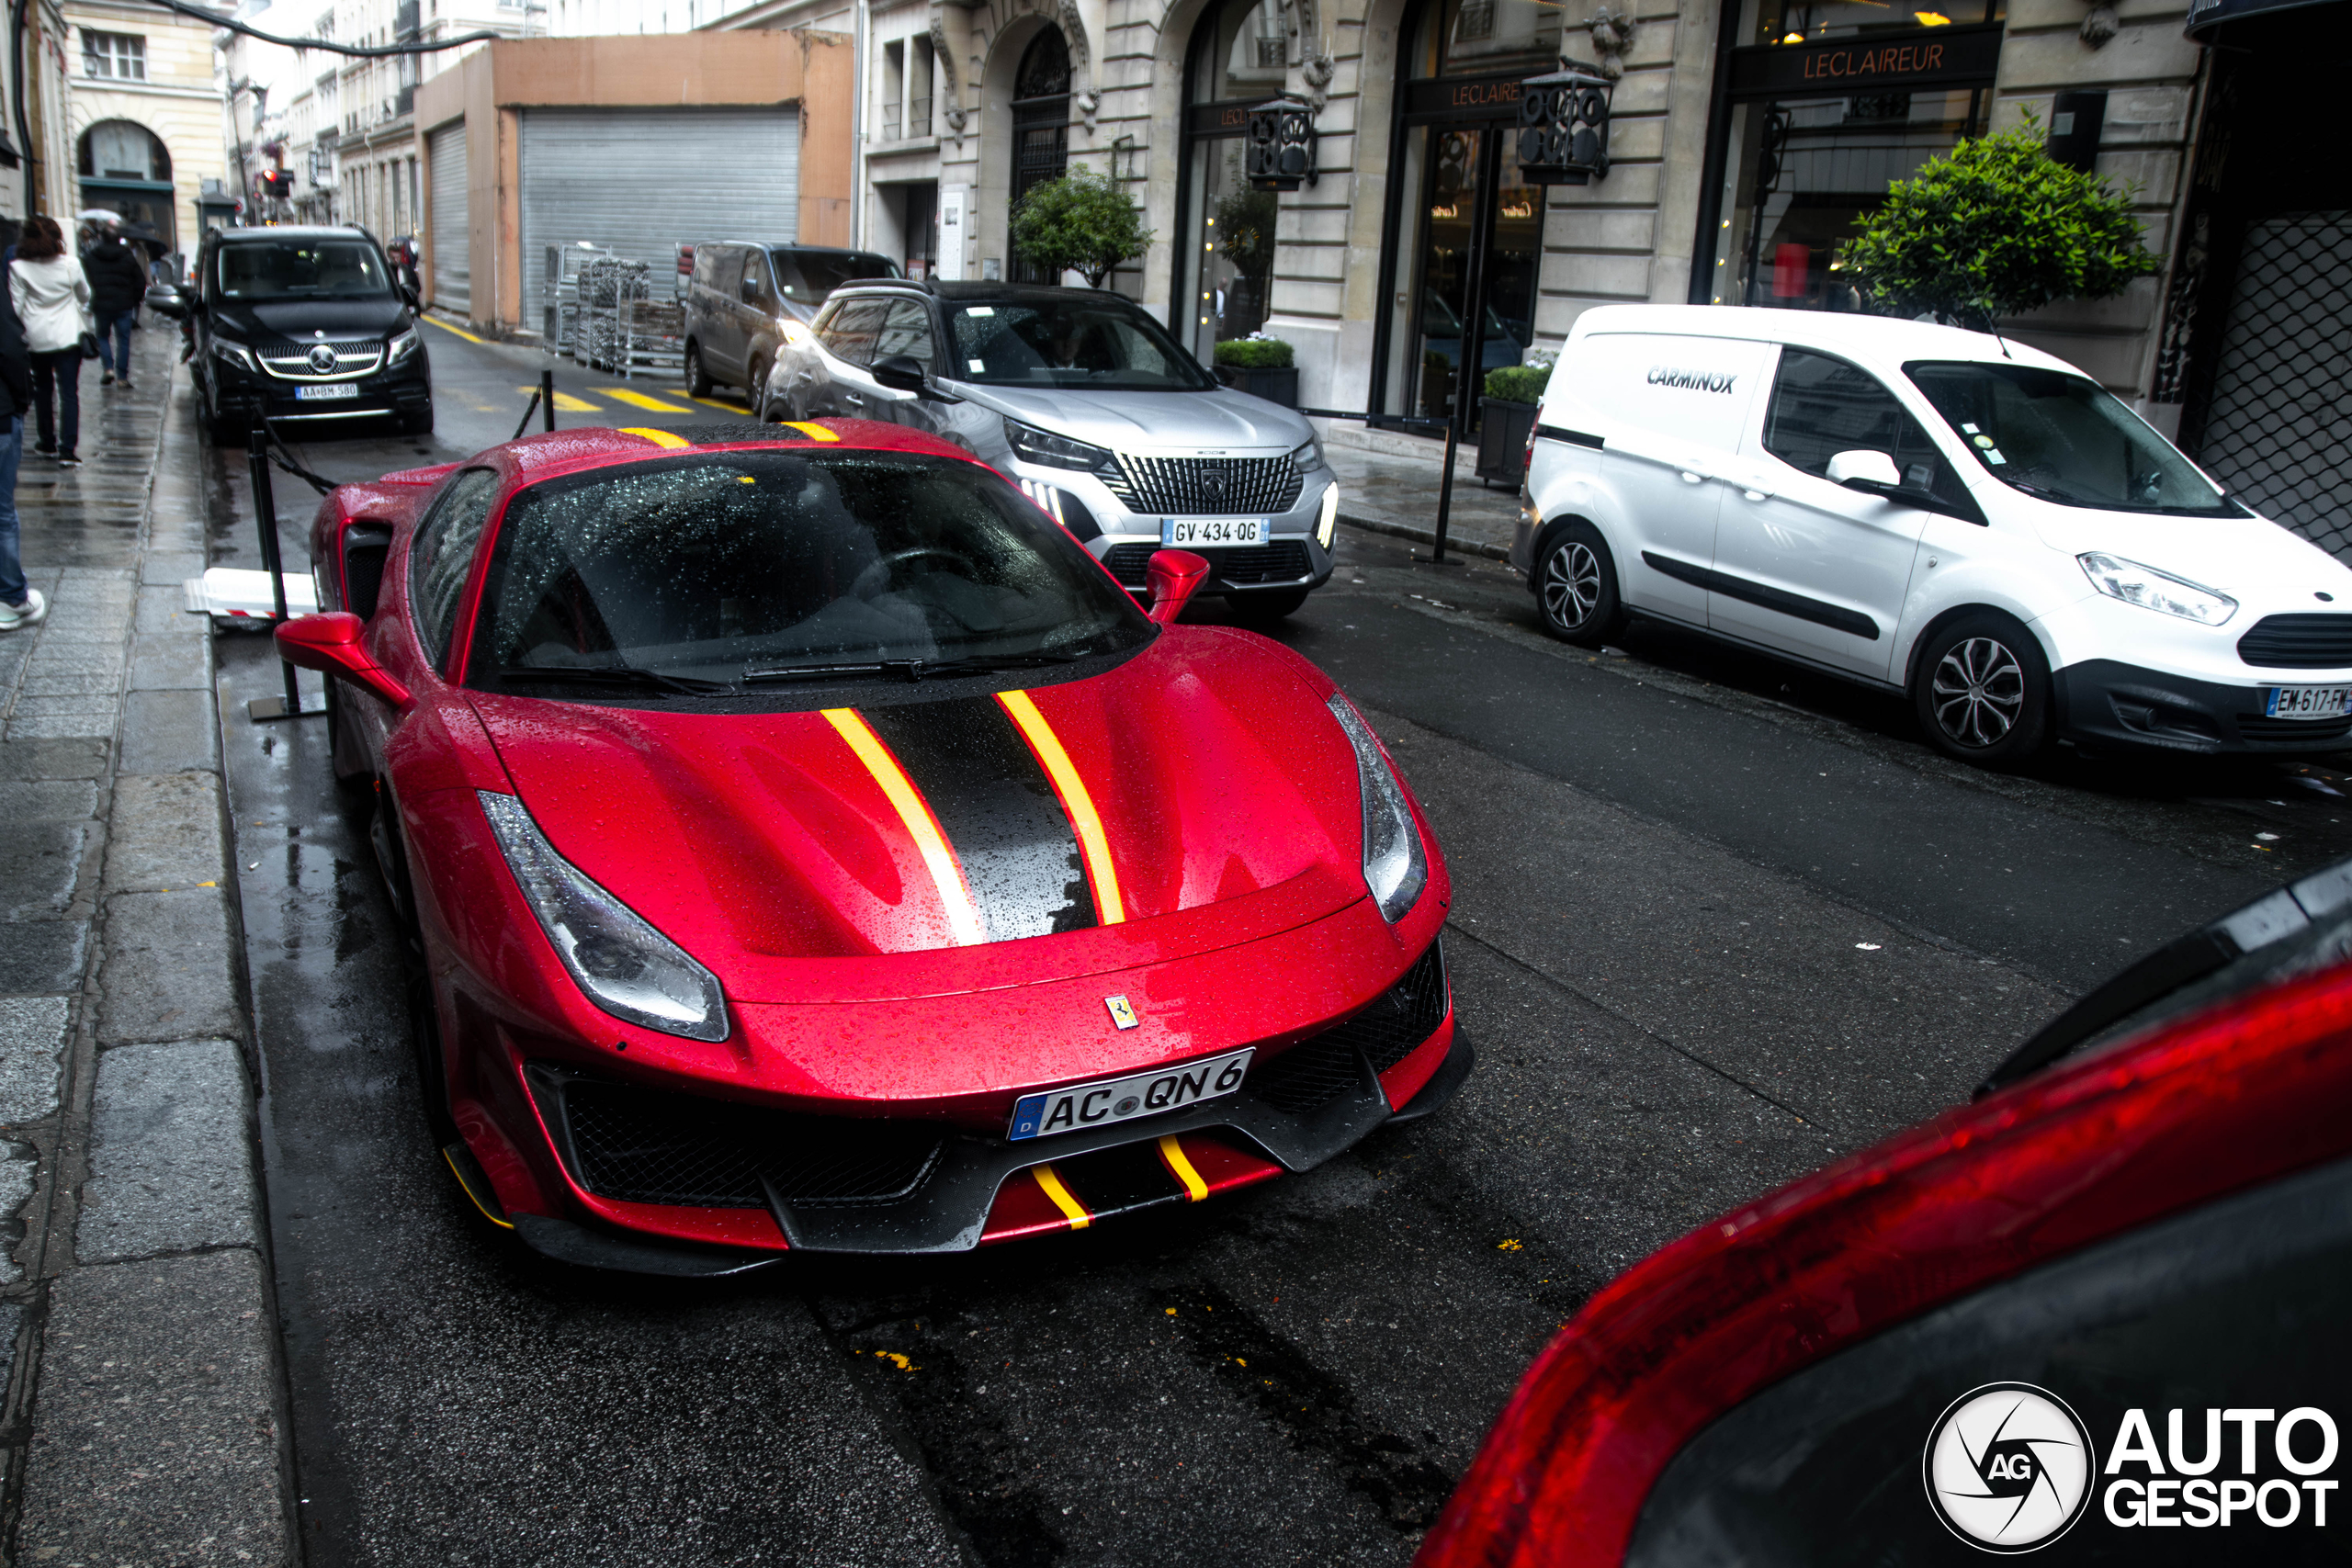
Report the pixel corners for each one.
[9,217,91,468]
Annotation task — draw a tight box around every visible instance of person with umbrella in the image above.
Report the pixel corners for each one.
[82,217,144,390]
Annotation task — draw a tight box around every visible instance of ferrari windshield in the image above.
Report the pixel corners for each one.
[945,299,1217,391]
[467,450,1150,692]
[1904,360,2234,516]
[215,240,393,301]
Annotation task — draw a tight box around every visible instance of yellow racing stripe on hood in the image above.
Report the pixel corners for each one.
[997,688,1125,924]
[823,707,985,946]
[618,426,690,449]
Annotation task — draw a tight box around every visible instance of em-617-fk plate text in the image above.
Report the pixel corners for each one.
[1009,1049,1253,1142]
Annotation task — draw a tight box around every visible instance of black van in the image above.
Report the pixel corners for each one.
[149,225,433,440]
[682,241,897,402]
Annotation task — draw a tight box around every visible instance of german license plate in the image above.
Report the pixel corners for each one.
[1008,1048,1252,1141]
[1161,517,1264,547]
[2264,685,2352,719]
[295,382,359,401]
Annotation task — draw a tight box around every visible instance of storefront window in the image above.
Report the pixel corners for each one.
[1406,0,1563,81]
[1177,0,1291,360]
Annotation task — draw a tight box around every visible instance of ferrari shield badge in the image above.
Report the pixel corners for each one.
[1105,995,1141,1030]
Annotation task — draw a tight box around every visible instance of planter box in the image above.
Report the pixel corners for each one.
[1217,364,1299,408]
[1476,397,1539,488]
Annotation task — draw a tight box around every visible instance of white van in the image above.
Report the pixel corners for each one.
[1512,305,2352,765]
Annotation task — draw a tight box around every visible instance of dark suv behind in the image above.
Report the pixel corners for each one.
[681,240,897,403]
[150,225,433,440]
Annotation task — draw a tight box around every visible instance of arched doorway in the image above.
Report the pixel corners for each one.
[77,119,175,254]
[1011,28,1071,281]
[1373,0,1555,435]
[1173,0,1290,360]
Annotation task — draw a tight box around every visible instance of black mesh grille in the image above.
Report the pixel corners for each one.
[2239,714,2352,743]
[1250,941,1450,1115]
[1105,455,1303,516]
[1102,540,1313,589]
[2237,615,2352,668]
[550,1073,945,1209]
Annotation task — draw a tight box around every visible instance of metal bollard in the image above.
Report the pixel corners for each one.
[542,367,556,433]
[246,423,311,721]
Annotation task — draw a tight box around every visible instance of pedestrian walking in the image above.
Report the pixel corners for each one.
[83,221,144,390]
[0,259,42,631]
[10,217,92,469]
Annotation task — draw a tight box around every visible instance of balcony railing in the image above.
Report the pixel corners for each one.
[882,99,901,139]
[908,96,932,136]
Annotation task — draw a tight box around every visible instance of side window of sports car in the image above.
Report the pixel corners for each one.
[409,468,503,671]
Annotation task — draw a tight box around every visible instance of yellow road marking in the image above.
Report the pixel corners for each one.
[618,426,690,449]
[1159,1136,1209,1201]
[997,689,1125,923]
[823,707,984,945]
[784,421,841,443]
[600,387,692,412]
[519,386,601,412]
[666,389,750,412]
[419,314,485,344]
[1032,1164,1091,1228]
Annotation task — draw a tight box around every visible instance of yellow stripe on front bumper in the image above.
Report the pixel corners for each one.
[823,707,985,946]
[1159,1136,1209,1201]
[1032,1163,1091,1228]
[997,688,1125,924]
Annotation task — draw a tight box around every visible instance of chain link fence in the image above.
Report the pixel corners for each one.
[2198,211,2352,558]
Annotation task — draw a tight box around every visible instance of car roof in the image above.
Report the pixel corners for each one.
[212,225,377,243]
[1567,303,2079,375]
[710,240,893,259]
[831,280,1148,308]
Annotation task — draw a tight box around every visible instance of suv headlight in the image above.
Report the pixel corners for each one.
[2077,552,2238,626]
[209,338,257,373]
[1290,438,1325,473]
[1328,694,1427,923]
[385,326,420,365]
[776,317,813,347]
[478,791,729,1042]
[1006,417,1117,474]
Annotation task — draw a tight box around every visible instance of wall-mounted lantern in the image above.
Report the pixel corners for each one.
[1246,95,1317,191]
[1517,67,1612,186]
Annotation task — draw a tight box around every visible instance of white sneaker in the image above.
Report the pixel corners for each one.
[0,588,47,632]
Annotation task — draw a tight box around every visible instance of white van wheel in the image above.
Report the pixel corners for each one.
[1914,613,2050,767]
[1537,523,1624,647]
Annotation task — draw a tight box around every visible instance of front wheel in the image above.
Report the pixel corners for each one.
[398,404,435,436]
[1535,521,1625,647]
[1227,588,1310,626]
[684,342,712,398]
[1912,613,2051,767]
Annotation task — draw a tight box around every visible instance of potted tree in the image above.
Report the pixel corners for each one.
[1010,168,1155,288]
[1477,359,1552,488]
[1214,334,1298,407]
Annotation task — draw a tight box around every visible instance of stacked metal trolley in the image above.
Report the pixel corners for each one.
[541,245,687,379]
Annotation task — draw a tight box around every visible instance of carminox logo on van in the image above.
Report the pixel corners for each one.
[1926,1384,2342,1551]
[1645,365,1737,393]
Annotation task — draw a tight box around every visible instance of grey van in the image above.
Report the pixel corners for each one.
[682,241,898,401]
[760,280,1339,623]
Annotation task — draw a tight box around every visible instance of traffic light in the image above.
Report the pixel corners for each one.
[257,167,293,201]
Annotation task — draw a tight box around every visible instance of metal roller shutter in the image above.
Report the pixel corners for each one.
[518,107,799,304]
[427,124,469,317]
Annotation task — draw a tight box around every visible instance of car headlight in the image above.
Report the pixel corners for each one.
[1317,482,1339,550]
[1328,694,1427,923]
[209,338,257,373]
[1290,438,1325,473]
[477,790,729,1042]
[1006,418,1117,474]
[776,317,813,347]
[385,326,420,365]
[2077,552,2238,626]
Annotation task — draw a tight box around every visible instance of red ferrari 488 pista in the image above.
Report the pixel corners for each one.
[276,418,1466,1273]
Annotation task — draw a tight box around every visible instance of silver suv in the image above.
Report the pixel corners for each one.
[760,281,1339,623]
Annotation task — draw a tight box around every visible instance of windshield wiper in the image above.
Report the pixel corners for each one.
[493,666,735,697]
[741,651,1092,684]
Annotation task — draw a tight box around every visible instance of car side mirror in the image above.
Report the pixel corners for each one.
[1827,449,1902,491]
[144,285,187,318]
[1146,549,1210,625]
[872,353,929,395]
[397,281,420,310]
[740,276,761,303]
[275,612,412,710]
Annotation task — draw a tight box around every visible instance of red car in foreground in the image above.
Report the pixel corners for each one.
[277,418,1465,1274]
[1418,864,2352,1566]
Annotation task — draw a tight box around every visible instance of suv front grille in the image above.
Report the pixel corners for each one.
[543,1071,946,1209]
[2238,615,2352,669]
[1105,455,1303,517]
[257,339,386,380]
[1103,539,1312,588]
[1252,940,1450,1116]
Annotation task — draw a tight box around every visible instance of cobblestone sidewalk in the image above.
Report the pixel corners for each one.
[0,331,290,1562]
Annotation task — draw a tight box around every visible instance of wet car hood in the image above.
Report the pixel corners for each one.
[469,629,1365,1003]
[208,296,408,344]
[955,383,1312,457]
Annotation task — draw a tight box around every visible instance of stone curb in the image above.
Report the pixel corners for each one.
[1337,509,1515,564]
[2,340,295,1565]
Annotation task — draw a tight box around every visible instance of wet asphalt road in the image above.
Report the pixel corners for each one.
[201,321,2352,1565]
